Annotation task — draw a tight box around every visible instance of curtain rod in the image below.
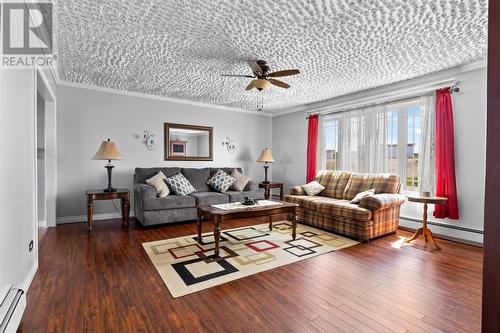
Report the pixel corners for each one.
[305,84,459,119]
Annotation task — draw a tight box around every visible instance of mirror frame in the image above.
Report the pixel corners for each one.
[164,122,213,161]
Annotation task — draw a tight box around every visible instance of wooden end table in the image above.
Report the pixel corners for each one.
[405,195,448,250]
[86,189,130,231]
[259,182,284,200]
[196,201,298,258]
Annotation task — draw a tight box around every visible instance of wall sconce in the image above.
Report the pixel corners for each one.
[222,136,236,153]
[144,130,156,151]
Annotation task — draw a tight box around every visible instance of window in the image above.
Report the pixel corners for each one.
[325,119,340,170]
[323,98,424,191]
[388,101,423,191]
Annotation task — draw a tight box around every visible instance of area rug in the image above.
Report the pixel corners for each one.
[143,221,358,297]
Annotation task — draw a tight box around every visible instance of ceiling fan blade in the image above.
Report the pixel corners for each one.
[267,78,290,89]
[220,74,254,78]
[248,61,263,76]
[245,81,255,90]
[267,69,300,77]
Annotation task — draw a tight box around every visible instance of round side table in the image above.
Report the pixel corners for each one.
[405,195,448,250]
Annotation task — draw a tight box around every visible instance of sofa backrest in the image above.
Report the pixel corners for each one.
[343,173,400,200]
[210,167,242,177]
[181,168,211,192]
[134,167,181,184]
[315,170,352,199]
[134,167,244,192]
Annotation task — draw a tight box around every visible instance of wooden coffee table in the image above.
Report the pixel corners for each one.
[196,201,298,257]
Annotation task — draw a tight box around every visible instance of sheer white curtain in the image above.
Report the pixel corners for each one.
[316,115,326,171]
[338,104,389,173]
[418,94,436,193]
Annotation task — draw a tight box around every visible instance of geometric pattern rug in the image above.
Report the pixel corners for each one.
[143,221,359,297]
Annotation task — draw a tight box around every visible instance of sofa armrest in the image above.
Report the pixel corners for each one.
[134,183,157,200]
[359,193,407,211]
[244,180,260,192]
[289,185,306,196]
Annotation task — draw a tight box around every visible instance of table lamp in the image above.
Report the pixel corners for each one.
[257,148,275,184]
[92,138,123,192]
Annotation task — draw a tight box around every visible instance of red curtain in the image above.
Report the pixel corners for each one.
[434,88,459,219]
[306,114,319,183]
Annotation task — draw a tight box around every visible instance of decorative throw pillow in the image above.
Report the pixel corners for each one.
[207,169,236,192]
[230,169,251,192]
[165,173,196,196]
[350,189,375,204]
[145,171,170,197]
[302,181,325,196]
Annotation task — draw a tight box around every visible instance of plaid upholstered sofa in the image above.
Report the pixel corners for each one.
[284,171,406,241]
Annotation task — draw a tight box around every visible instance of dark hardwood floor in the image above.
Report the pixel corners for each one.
[19,217,483,333]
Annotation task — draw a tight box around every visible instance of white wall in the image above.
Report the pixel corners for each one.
[56,85,272,219]
[0,69,37,289]
[272,67,486,244]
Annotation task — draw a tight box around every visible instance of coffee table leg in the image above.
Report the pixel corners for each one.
[197,211,204,245]
[268,215,273,231]
[292,213,297,240]
[214,216,221,257]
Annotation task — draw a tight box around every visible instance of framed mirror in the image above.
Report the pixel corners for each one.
[164,123,213,161]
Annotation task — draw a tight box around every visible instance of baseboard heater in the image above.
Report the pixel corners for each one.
[0,285,26,333]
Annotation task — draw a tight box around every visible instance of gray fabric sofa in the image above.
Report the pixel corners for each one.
[134,167,265,226]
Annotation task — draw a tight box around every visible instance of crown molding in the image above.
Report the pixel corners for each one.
[271,59,487,117]
[56,80,273,117]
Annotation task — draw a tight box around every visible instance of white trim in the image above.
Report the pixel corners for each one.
[21,261,38,292]
[57,211,135,224]
[57,80,273,117]
[271,59,487,117]
[399,218,483,246]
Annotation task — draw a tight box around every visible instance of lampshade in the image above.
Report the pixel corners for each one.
[257,148,275,163]
[92,139,123,161]
[252,79,271,90]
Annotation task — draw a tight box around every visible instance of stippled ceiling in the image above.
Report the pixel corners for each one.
[57,0,488,112]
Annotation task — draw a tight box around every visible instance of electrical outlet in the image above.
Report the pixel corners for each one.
[29,240,34,252]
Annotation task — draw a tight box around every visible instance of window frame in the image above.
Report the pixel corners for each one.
[322,97,423,192]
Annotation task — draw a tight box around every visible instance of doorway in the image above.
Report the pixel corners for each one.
[35,69,57,248]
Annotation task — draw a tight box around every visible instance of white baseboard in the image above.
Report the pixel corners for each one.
[399,218,483,246]
[57,211,135,224]
[21,261,38,292]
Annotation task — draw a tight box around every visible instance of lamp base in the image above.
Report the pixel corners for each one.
[262,164,270,184]
[104,164,116,193]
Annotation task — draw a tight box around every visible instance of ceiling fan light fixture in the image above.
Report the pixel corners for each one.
[252,79,270,91]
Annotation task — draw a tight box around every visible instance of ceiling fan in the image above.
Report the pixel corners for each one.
[221,60,300,91]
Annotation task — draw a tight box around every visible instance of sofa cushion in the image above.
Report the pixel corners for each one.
[302,181,325,196]
[145,172,169,197]
[190,192,229,205]
[350,189,375,204]
[143,195,196,211]
[165,173,196,196]
[181,168,211,192]
[244,180,259,192]
[225,190,265,203]
[285,195,372,222]
[135,167,181,184]
[315,170,352,199]
[230,169,252,192]
[207,169,236,192]
[343,173,400,200]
